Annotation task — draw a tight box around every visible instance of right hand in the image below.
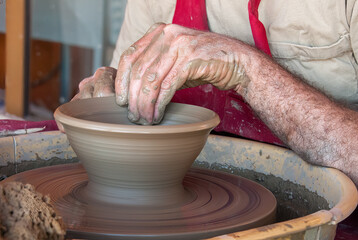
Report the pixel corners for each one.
[114,23,251,125]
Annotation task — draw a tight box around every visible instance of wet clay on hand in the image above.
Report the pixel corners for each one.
[72,67,117,101]
[115,23,251,125]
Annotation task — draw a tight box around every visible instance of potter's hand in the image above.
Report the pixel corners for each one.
[64,67,116,133]
[72,67,116,101]
[115,23,250,125]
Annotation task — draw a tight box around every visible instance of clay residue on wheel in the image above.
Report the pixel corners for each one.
[192,161,330,222]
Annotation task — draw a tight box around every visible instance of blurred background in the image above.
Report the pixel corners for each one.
[0,0,127,120]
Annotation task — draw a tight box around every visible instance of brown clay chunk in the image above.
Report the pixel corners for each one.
[0,181,65,240]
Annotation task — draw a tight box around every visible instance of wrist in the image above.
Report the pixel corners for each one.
[231,44,259,97]
[234,44,276,98]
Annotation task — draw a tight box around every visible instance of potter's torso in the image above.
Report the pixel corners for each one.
[111,0,358,108]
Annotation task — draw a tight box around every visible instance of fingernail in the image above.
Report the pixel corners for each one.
[127,46,136,55]
[116,94,127,106]
[153,108,165,124]
[137,118,152,125]
[154,114,164,124]
[128,111,139,122]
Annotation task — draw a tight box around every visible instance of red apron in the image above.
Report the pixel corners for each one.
[171,0,282,145]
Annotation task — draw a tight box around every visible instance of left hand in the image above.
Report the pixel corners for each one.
[72,67,117,101]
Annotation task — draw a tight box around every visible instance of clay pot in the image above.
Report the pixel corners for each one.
[54,97,219,207]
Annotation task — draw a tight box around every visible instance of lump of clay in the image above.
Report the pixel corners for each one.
[0,181,65,240]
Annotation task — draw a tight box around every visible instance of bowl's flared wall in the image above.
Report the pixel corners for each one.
[64,125,212,205]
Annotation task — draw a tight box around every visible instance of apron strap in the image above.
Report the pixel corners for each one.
[171,0,282,145]
[172,0,209,31]
[248,0,272,56]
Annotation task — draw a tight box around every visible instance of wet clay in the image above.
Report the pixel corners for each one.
[3,163,276,240]
[0,181,65,240]
[74,67,116,100]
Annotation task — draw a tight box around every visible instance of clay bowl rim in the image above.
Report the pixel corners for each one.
[54,97,220,134]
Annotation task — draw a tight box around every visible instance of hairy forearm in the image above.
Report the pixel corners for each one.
[238,47,358,185]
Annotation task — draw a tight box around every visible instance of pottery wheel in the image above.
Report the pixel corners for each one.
[4,163,276,239]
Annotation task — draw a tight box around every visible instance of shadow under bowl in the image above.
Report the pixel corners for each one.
[54,97,220,207]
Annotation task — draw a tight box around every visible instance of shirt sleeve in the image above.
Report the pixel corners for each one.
[349,0,358,64]
[110,0,155,68]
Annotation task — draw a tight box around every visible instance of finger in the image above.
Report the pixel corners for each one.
[93,67,116,98]
[134,31,178,124]
[115,46,138,106]
[94,66,117,76]
[137,47,179,124]
[79,83,94,99]
[153,59,188,124]
[127,55,163,123]
[127,62,143,122]
[136,69,159,124]
[143,41,190,124]
[115,24,167,106]
[153,77,178,124]
[75,76,94,99]
[71,93,81,101]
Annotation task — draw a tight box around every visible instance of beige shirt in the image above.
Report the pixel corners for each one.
[110,0,358,109]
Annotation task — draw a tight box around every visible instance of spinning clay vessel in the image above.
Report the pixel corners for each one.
[54,96,220,206]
